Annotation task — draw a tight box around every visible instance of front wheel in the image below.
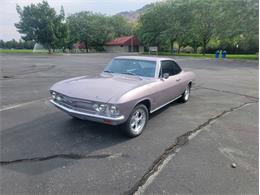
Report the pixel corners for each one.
[180,84,191,103]
[122,104,149,138]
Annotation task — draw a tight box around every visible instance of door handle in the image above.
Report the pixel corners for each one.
[176,78,181,82]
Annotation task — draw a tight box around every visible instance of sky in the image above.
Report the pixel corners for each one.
[0,0,160,41]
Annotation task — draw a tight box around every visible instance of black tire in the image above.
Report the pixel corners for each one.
[121,104,149,138]
[180,84,191,103]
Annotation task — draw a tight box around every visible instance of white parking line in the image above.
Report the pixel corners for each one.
[0,98,49,112]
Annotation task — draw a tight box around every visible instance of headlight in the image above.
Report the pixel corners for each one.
[99,104,107,112]
[93,103,107,112]
[50,91,62,101]
[109,105,119,116]
[92,103,120,116]
[51,91,56,99]
[92,103,99,111]
[56,95,62,101]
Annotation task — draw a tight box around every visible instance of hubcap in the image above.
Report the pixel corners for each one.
[184,86,190,101]
[130,108,146,134]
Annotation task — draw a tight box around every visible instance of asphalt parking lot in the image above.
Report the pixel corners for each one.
[0,53,258,194]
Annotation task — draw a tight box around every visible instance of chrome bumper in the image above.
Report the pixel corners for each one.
[50,100,125,125]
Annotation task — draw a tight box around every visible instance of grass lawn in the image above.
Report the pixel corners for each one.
[0,49,34,53]
[0,49,258,60]
[144,52,258,60]
[223,54,258,60]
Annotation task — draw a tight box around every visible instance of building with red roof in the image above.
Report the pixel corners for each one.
[105,36,143,53]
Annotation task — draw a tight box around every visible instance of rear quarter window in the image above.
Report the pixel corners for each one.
[160,60,182,77]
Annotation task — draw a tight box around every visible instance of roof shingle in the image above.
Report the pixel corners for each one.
[105,36,141,46]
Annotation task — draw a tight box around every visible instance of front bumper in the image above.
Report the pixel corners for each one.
[50,100,125,125]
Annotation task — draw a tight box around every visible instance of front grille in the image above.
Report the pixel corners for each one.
[56,93,95,113]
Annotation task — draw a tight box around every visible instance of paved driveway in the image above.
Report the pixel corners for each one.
[0,53,258,194]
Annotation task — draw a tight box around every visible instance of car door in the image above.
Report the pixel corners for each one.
[156,60,183,105]
[170,60,185,95]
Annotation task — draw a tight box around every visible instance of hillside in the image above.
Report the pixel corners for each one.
[116,4,154,22]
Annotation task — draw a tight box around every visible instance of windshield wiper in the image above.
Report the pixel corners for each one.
[121,72,143,80]
[104,70,114,73]
[122,72,137,76]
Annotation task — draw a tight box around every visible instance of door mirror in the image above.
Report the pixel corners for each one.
[163,73,169,79]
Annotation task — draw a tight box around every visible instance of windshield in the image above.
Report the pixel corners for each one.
[104,59,156,78]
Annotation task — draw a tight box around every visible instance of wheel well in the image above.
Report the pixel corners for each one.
[188,81,192,87]
[137,99,151,112]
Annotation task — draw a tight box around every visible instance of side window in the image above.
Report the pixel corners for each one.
[171,61,182,75]
[160,61,174,76]
[160,60,182,77]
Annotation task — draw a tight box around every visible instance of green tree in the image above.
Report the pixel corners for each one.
[88,14,112,50]
[67,11,94,52]
[0,40,5,48]
[109,15,132,38]
[164,0,193,53]
[136,3,168,49]
[0,39,35,49]
[216,0,258,52]
[51,6,68,52]
[67,12,131,51]
[136,0,258,54]
[15,1,66,53]
[189,0,218,54]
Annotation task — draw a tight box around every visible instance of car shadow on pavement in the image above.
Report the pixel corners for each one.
[149,100,181,119]
[0,112,129,175]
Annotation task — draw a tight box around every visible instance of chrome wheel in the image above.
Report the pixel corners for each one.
[184,86,190,101]
[180,84,191,103]
[129,108,147,135]
[122,104,149,138]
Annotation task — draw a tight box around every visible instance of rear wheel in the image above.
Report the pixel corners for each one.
[180,84,191,103]
[122,104,148,138]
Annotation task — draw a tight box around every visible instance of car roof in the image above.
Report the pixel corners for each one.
[114,56,175,62]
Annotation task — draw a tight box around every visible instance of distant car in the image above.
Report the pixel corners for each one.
[50,56,195,137]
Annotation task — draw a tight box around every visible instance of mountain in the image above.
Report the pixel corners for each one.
[116,4,154,22]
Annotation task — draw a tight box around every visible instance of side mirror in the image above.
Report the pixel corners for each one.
[163,73,169,79]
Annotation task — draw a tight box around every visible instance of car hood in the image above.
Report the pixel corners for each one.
[50,73,153,103]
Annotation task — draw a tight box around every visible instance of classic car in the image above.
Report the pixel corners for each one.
[50,56,195,137]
